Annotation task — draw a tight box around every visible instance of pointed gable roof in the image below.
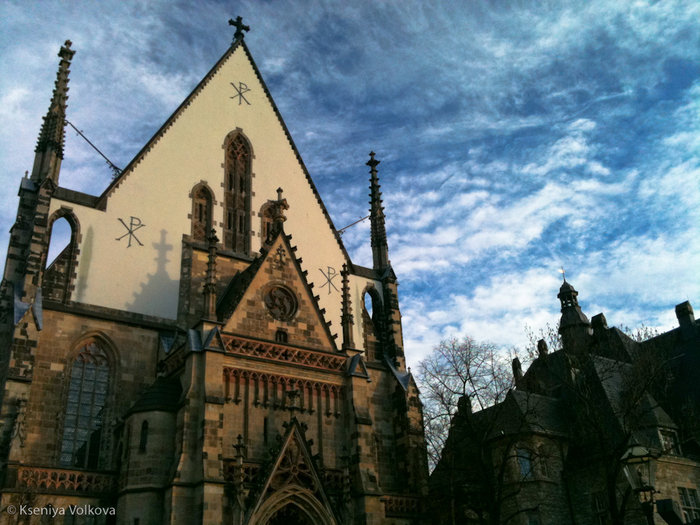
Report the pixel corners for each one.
[95,37,350,262]
[202,325,226,351]
[347,353,371,380]
[219,229,338,352]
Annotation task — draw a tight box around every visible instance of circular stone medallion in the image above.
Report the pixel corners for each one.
[263,286,298,321]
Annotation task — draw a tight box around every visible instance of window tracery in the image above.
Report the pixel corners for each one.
[191,185,213,241]
[60,341,110,469]
[224,133,251,253]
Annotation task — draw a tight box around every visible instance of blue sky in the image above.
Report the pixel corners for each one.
[1,1,699,368]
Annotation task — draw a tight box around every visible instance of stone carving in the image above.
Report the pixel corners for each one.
[17,466,116,494]
[12,397,27,448]
[263,286,297,321]
[269,436,316,491]
[383,495,421,517]
[223,336,345,372]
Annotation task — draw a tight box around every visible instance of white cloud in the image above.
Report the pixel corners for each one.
[522,119,606,178]
[1,0,698,373]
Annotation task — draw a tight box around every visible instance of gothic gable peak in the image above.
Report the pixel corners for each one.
[219,229,338,352]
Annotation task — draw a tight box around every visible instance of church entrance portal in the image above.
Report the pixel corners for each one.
[266,503,314,525]
[250,486,336,525]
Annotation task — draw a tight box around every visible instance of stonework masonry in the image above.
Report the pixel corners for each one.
[0,28,428,525]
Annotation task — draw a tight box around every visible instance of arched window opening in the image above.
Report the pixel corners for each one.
[224,134,251,253]
[260,203,274,244]
[364,291,373,319]
[363,289,383,328]
[139,420,149,453]
[516,447,534,481]
[362,288,382,361]
[47,217,71,267]
[191,185,212,242]
[60,340,110,469]
[44,213,78,303]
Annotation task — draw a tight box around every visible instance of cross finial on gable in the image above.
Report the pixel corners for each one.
[229,16,250,43]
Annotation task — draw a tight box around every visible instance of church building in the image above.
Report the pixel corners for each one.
[0,19,428,524]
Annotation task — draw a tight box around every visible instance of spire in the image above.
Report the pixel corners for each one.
[341,263,355,350]
[367,151,389,270]
[203,229,219,319]
[31,40,75,184]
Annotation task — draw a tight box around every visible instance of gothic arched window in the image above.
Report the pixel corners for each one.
[191,185,213,242]
[60,341,110,469]
[224,133,251,253]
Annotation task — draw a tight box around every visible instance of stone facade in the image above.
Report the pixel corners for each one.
[429,281,700,525]
[0,29,428,524]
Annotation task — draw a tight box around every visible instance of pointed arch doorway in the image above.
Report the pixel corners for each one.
[249,486,337,525]
[266,503,313,525]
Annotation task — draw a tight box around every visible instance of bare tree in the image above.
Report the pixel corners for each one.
[524,322,562,360]
[416,337,513,470]
[418,337,551,525]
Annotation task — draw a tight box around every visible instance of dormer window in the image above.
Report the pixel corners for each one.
[659,428,681,455]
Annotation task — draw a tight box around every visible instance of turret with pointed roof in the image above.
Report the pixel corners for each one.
[557,278,592,354]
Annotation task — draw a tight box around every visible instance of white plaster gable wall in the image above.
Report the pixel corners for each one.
[47,45,354,340]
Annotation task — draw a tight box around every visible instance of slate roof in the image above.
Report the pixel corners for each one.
[216,255,264,322]
[126,376,182,415]
[590,355,676,433]
[471,389,568,441]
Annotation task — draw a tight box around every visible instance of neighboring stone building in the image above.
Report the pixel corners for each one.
[0,22,428,524]
[429,280,700,525]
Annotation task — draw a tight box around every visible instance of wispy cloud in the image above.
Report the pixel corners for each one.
[1,0,698,372]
